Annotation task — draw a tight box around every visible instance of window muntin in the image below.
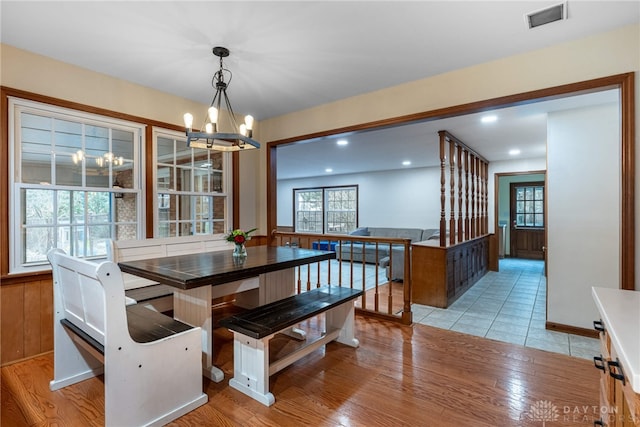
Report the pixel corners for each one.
[294,186,358,234]
[295,189,323,232]
[515,184,544,227]
[325,187,357,233]
[153,130,229,237]
[10,98,142,272]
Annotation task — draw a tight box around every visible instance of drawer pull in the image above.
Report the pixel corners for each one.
[594,419,605,426]
[607,359,626,384]
[593,355,606,371]
[593,320,605,332]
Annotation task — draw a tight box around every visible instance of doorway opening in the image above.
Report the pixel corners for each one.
[510,180,545,260]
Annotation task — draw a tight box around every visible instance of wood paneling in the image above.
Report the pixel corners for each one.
[1,277,53,366]
[1,283,25,364]
[412,236,489,308]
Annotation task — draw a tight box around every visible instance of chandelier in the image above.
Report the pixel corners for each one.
[183,47,259,152]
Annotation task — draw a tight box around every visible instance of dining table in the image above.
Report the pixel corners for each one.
[118,245,336,382]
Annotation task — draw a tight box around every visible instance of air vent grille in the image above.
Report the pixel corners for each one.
[526,2,567,29]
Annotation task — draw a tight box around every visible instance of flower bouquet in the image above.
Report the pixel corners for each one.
[226,228,257,257]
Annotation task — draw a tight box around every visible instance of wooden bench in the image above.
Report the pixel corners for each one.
[108,235,259,312]
[219,285,363,406]
[47,248,207,427]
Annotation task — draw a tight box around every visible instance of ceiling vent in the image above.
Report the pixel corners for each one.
[525,2,567,29]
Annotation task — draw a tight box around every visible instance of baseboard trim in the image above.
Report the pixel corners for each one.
[545,321,598,339]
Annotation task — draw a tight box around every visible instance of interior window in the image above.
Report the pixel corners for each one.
[153,130,229,237]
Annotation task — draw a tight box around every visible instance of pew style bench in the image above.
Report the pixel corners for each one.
[219,285,363,406]
[47,248,207,427]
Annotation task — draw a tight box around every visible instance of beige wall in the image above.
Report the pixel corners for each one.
[0,43,205,126]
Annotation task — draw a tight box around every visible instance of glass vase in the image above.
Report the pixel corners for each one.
[233,243,247,257]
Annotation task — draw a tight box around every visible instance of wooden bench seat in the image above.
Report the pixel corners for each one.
[219,286,363,406]
[124,284,175,305]
[47,248,207,426]
[60,304,193,356]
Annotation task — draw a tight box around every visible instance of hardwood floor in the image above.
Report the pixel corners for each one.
[1,316,599,426]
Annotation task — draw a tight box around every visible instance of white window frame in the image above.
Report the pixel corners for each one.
[9,97,145,273]
[152,128,232,237]
[294,185,358,234]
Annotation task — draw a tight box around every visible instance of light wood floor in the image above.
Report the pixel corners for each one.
[1,316,599,426]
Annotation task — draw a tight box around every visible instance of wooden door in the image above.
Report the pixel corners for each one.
[510,182,545,260]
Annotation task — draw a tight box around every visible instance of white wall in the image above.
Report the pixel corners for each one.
[278,167,441,229]
[547,103,620,329]
[279,157,549,237]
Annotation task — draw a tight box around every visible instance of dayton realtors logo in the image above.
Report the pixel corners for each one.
[524,400,560,426]
[523,400,628,425]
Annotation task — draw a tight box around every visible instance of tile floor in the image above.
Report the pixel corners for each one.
[413,258,600,360]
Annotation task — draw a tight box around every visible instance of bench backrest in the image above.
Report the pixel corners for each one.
[108,234,231,262]
[48,248,122,346]
[107,235,231,289]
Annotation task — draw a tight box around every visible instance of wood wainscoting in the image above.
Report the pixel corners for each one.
[411,235,490,308]
[1,274,54,365]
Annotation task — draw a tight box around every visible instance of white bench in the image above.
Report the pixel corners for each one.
[47,248,207,427]
[219,286,363,406]
[108,235,260,312]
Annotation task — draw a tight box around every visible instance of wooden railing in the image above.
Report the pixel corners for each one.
[272,231,412,325]
[438,130,489,247]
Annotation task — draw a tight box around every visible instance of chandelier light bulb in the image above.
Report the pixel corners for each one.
[205,123,214,134]
[183,113,194,130]
[244,115,254,130]
[208,107,218,124]
[239,124,247,136]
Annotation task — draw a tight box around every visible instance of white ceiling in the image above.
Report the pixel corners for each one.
[276,89,618,179]
[1,1,638,178]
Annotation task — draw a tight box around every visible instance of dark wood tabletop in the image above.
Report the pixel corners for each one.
[118,246,335,290]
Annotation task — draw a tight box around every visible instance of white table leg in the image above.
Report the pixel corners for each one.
[173,286,224,382]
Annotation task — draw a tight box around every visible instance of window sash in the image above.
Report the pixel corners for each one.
[294,186,358,234]
[514,184,544,228]
[9,97,143,273]
[152,129,230,237]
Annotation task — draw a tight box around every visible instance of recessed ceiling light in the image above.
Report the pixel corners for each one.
[509,149,521,156]
[325,168,333,173]
[481,115,498,123]
[402,160,411,166]
[336,139,348,146]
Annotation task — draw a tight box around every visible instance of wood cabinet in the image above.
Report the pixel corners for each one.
[411,236,489,308]
[592,288,640,426]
